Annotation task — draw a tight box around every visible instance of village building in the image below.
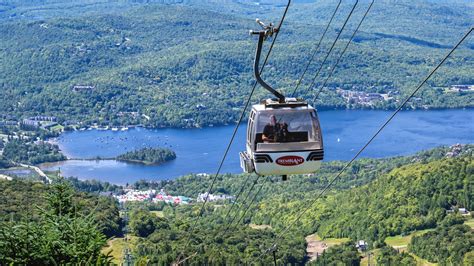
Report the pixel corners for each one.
[22,119,41,128]
[72,85,95,92]
[356,240,368,251]
[336,88,390,106]
[114,188,192,205]
[448,84,474,92]
[28,116,57,122]
[446,206,470,215]
[0,121,18,126]
[197,192,234,202]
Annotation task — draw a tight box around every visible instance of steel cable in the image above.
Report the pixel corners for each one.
[229,175,270,232]
[259,26,473,261]
[222,175,263,234]
[301,0,359,96]
[290,0,343,97]
[174,1,293,264]
[312,0,375,102]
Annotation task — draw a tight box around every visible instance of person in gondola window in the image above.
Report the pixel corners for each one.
[262,115,289,143]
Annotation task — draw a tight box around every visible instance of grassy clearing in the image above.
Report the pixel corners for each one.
[361,249,436,266]
[102,238,125,265]
[249,224,272,230]
[385,229,434,248]
[102,236,140,265]
[50,124,64,132]
[310,234,351,246]
[385,235,412,247]
[383,229,439,265]
[323,237,351,246]
[465,217,474,229]
[150,211,164,218]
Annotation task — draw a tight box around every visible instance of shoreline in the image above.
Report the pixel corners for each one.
[33,109,473,184]
[56,106,474,133]
[34,143,473,186]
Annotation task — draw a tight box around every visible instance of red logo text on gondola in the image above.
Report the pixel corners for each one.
[276,156,304,166]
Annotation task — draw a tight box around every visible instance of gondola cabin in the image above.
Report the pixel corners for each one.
[240,98,324,177]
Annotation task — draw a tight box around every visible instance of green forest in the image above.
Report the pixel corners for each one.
[2,139,66,165]
[0,0,473,128]
[0,0,473,264]
[117,147,176,165]
[409,223,473,265]
[121,145,474,265]
[0,145,472,264]
[0,179,121,264]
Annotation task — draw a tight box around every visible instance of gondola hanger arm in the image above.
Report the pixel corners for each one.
[250,19,286,103]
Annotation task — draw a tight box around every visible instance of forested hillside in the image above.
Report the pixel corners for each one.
[117,147,176,164]
[2,139,66,164]
[121,145,473,264]
[0,145,471,264]
[249,154,473,242]
[409,223,473,265]
[0,179,122,264]
[0,0,472,127]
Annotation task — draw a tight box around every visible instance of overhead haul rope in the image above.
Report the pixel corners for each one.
[290,0,343,97]
[281,0,370,142]
[174,1,293,264]
[226,0,373,246]
[219,174,255,227]
[220,0,343,239]
[301,0,359,97]
[312,0,375,102]
[259,27,473,261]
[222,175,266,234]
[216,0,293,234]
[222,175,262,234]
[228,176,270,232]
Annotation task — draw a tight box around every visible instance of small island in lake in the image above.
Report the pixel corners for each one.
[116,147,176,165]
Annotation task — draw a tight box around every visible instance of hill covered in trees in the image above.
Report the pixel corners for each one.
[250,152,473,242]
[0,178,121,264]
[2,139,66,164]
[120,145,473,264]
[0,0,472,128]
[409,223,473,265]
[117,147,176,165]
[0,145,471,264]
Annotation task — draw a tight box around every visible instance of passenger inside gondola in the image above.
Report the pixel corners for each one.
[262,115,289,143]
[257,112,317,145]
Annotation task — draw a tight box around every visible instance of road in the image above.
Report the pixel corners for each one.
[19,163,52,184]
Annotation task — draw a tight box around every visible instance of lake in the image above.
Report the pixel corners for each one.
[40,109,473,184]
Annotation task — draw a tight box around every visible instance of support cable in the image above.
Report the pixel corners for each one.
[222,175,262,234]
[290,0,342,97]
[228,175,270,233]
[301,0,359,97]
[225,0,367,244]
[222,0,373,248]
[259,27,473,261]
[174,2,292,264]
[312,0,375,102]
[219,174,253,227]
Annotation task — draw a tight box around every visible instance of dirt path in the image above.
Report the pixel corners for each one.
[18,163,51,183]
[306,234,351,262]
[306,234,329,261]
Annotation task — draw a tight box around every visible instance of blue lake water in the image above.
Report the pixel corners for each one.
[40,109,473,184]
